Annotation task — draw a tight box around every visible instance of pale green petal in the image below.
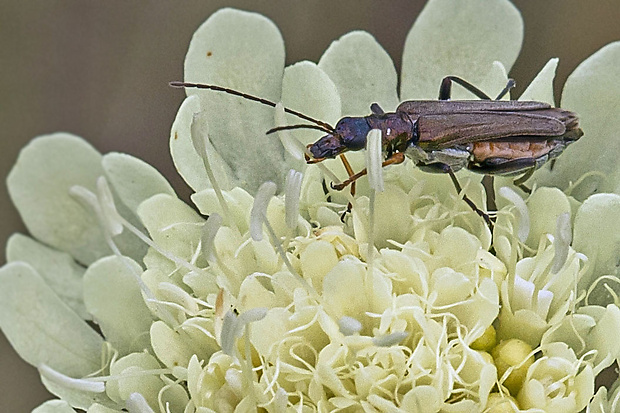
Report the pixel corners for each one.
[6,233,88,319]
[7,133,109,265]
[83,256,154,354]
[86,404,123,413]
[401,0,523,100]
[0,262,103,376]
[573,193,620,291]
[32,400,77,413]
[40,375,115,411]
[533,42,620,199]
[170,95,235,192]
[150,321,196,370]
[137,194,205,268]
[102,153,175,213]
[525,187,571,248]
[281,60,341,169]
[318,31,399,115]
[519,58,558,105]
[106,352,163,409]
[184,8,286,192]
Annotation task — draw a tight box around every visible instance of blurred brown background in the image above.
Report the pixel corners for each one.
[1,1,619,411]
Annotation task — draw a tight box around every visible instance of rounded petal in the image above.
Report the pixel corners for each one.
[281,60,341,165]
[184,8,286,192]
[519,58,558,105]
[573,193,620,292]
[83,256,154,354]
[6,233,88,319]
[534,42,620,199]
[102,152,175,213]
[32,400,77,413]
[7,133,110,265]
[0,262,103,376]
[170,95,235,192]
[525,187,571,248]
[401,0,523,100]
[318,31,399,115]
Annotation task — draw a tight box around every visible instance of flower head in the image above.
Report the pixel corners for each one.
[3,1,620,412]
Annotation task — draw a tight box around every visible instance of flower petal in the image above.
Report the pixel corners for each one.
[533,42,620,199]
[573,193,620,292]
[318,31,399,115]
[519,58,558,105]
[401,0,523,100]
[184,8,286,192]
[525,187,571,248]
[280,61,341,170]
[7,133,111,265]
[102,153,175,213]
[169,96,235,192]
[83,256,154,354]
[6,233,89,319]
[32,400,77,413]
[0,262,103,376]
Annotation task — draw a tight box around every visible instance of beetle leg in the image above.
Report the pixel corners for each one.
[332,152,406,191]
[338,154,356,220]
[443,166,494,231]
[438,76,492,100]
[370,103,385,115]
[512,167,535,194]
[495,79,516,100]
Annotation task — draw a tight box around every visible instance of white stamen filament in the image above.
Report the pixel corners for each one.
[190,113,232,222]
[365,129,383,268]
[250,181,277,241]
[339,316,362,335]
[499,186,530,242]
[201,213,223,262]
[126,392,155,413]
[366,129,384,193]
[221,310,239,356]
[284,169,303,229]
[372,331,409,347]
[96,176,124,236]
[38,364,105,393]
[551,212,572,274]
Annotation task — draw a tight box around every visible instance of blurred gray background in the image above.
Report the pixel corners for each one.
[1,1,619,410]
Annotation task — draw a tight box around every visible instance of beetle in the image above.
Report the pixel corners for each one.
[171,76,583,228]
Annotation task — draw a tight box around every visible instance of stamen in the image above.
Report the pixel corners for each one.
[220,308,267,357]
[338,316,362,335]
[499,186,530,242]
[365,129,384,193]
[250,181,277,241]
[274,103,304,160]
[372,332,409,347]
[551,212,572,274]
[220,310,239,356]
[38,364,105,393]
[201,213,223,262]
[365,129,383,267]
[284,169,303,229]
[126,392,155,413]
[190,113,231,221]
[96,176,124,236]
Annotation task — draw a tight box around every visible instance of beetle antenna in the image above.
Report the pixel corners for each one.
[170,81,334,132]
[266,124,333,135]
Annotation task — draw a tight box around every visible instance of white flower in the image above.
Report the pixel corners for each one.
[2,1,620,412]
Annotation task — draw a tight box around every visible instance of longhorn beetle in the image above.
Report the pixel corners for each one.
[171,76,583,229]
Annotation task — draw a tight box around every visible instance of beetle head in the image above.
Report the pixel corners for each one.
[308,117,370,159]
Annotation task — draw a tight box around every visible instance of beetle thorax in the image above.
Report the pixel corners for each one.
[366,113,415,150]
